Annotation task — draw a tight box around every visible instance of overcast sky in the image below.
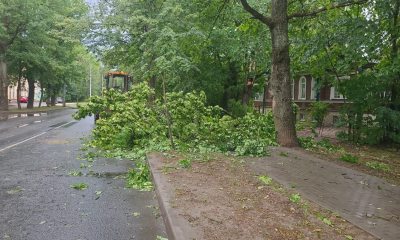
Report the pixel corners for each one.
[84,0,98,4]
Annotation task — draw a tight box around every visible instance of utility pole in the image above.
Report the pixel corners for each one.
[90,63,92,97]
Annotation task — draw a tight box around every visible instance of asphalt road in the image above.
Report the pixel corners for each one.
[0,109,167,240]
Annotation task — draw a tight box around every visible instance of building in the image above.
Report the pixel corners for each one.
[8,80,42,101]
[254,74,352,125]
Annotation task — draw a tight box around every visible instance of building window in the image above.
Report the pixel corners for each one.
[333,116,339,124]
[298,76,306,99]
[330,76,349,100]
[311,78,316,99]
[254,93,263,101]
[330,86,344,99]
[300,113,305,121]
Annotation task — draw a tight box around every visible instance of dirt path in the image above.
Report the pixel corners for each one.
[148,151,387,240]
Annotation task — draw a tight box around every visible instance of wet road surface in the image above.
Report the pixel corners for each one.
[0,109,166,239]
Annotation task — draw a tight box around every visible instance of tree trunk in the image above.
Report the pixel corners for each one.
[148,74,156,102]
[51,94,56,106]
[27,78,35,109]
[17,71,22,109]
[0,55,8,111]
[241,78,254,105]
[0,14,8,111]
[269,0,299,147]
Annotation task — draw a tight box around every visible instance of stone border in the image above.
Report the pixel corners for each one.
[147,153,201,240]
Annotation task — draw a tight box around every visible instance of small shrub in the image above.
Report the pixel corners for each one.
[257,175,272,185]
[289,193,301,204]
[298,136,316,150]
[177,159,191,168]
[340,154,359,163]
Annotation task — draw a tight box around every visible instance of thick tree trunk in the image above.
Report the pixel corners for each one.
[269,0,299,147]
[27,78,35,109]
[51,94,56,106]
[241,78,254,106]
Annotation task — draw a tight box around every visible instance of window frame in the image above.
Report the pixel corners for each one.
[330,76,350,100]
[298,76,306,100]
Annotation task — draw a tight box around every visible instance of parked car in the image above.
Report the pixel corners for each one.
[19,96,28,103]
[56,97,63,103]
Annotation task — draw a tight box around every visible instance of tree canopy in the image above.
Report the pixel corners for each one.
[2,0,399,145]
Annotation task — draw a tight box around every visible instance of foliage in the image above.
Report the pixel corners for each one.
[309,102,330,128]
[228,99,250,118]
[340,154,359,164]
[73,83,278,157]
[365,162,392,172]
[69,171,83,176]
[126,162,153,191]
[298,137,343,153]
[257,175,272,185]
[2,0,91,109]
[298,137,315,150]
[71,182,87,190]
[289,193,301,205]
[177,159,191,169]
[293,103,300,123]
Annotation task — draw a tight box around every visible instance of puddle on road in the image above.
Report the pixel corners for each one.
[0,112,47,121]
[62,121,77,128]
[50,121,68,127]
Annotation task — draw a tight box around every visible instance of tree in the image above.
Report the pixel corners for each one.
[0,0,33,110]
[1,0,89,110]
[239,0,370,147]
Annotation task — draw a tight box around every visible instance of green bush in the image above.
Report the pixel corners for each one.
[340,153,359,163]
[309,102,330,127]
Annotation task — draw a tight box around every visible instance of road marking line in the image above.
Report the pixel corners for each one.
[0,120,76,153]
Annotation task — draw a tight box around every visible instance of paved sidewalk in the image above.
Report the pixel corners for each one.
[246,147,400,240]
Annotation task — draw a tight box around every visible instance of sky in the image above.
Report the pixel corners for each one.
[84,0,98,4]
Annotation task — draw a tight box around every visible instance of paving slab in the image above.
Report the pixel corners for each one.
[246,147,400,240]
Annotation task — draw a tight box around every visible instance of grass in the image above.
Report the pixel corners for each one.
[8,102,80,113]
[9,106,67,112]
[339,153,359,163]
[365,162,392,172]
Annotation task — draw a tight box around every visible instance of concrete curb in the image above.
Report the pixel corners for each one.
[146,153,201,240]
